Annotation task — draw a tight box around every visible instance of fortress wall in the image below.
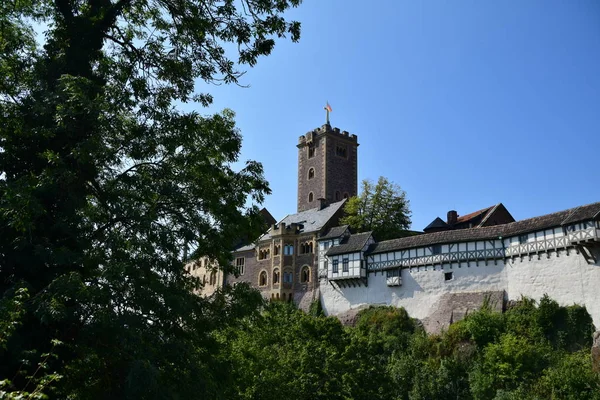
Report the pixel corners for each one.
[321,250,600,330]
[505,248,600,328]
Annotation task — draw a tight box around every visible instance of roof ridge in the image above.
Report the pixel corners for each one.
[560,205,581,225]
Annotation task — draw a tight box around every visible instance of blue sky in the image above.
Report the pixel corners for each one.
[30,2,600,230]
[194,0,600,231]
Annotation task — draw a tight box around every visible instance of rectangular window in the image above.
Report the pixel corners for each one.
[518,234,528,244]
[324,241,330,249]
[308,146,315,158]
[342,258,349,272]
[332,259,339,273]
[284,244,294,255]
[431,245,441,255]
[235,257,245,275]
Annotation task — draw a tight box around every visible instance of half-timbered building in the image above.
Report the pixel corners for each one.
[320,201,600,332]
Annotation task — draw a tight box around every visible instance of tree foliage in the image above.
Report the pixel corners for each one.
[340,176,412,241]
[0,0,301,397]
[214,296,599,400]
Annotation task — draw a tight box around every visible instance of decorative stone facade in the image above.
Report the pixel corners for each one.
[227,200,347,309]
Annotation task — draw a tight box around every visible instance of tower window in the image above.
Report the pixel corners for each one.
[308,168,315,179]
[308,146,315,158]
[343,193,349,199]
[335,144,347,158]
[335,191,341,201]
[308,192,314,202]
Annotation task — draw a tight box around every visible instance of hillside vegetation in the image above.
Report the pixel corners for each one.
[218,293,599,400]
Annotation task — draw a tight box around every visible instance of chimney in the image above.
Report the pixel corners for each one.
[447,210,458,226]
[317,197,328,211]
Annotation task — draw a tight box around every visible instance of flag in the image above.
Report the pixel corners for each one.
[324,102,332,112]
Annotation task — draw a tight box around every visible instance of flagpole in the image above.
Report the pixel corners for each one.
[324,102,331,125]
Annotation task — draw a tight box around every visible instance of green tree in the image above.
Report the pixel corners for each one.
[0,0,301,397]
[341,176,412,241]
[220,302,350,400]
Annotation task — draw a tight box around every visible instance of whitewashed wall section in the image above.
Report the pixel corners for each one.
[320,222,600,328]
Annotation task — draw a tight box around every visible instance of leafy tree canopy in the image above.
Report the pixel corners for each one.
[340,176,412,241]
[0,0,301,397]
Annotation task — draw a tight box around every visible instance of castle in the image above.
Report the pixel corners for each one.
[188,121,600,332]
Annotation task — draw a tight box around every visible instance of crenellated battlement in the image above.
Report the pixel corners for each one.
[270,222,303,236]
[298,124,358,145]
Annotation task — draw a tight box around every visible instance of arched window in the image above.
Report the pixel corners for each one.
[308,242,313,253]
[276,293,280,299]
[335,191,341,201]
[273,268,280,284]
[343,193,349,199]
[274,245,280,256]
[283,270,293,284]
[259,271,267,286]
[308,192,314,202]
[288,293,293,302]
[209,271,216,285]
[308,168,315,179]
[301,266,310,283]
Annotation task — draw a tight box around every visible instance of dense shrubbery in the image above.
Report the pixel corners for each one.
[219,296,599,400]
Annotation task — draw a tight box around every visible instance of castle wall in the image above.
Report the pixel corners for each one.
[505,248,600,327]
[320,261,506,321]
[320,250,600,330]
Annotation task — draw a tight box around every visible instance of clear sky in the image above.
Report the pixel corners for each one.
[191,1,600,230]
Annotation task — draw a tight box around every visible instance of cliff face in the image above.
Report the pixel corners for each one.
[593,330,600,373]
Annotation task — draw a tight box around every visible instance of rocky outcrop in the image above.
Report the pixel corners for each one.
[421,291,505,334]
[335,305,371,327]
[593,330,600,373]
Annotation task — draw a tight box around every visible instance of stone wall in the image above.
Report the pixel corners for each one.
[320,248,600,332]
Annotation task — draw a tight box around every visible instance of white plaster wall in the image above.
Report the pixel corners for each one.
[505,249,600,329]
[321,262,506,320]
[321,249,600,329]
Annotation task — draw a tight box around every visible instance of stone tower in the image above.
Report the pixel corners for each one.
[297,123,359,212]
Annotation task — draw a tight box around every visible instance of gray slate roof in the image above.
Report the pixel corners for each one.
[259,199,346,241]
[318,225,350,240]
[368,201,600,254]
[327,232,373,256]
[423,217,449,231]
